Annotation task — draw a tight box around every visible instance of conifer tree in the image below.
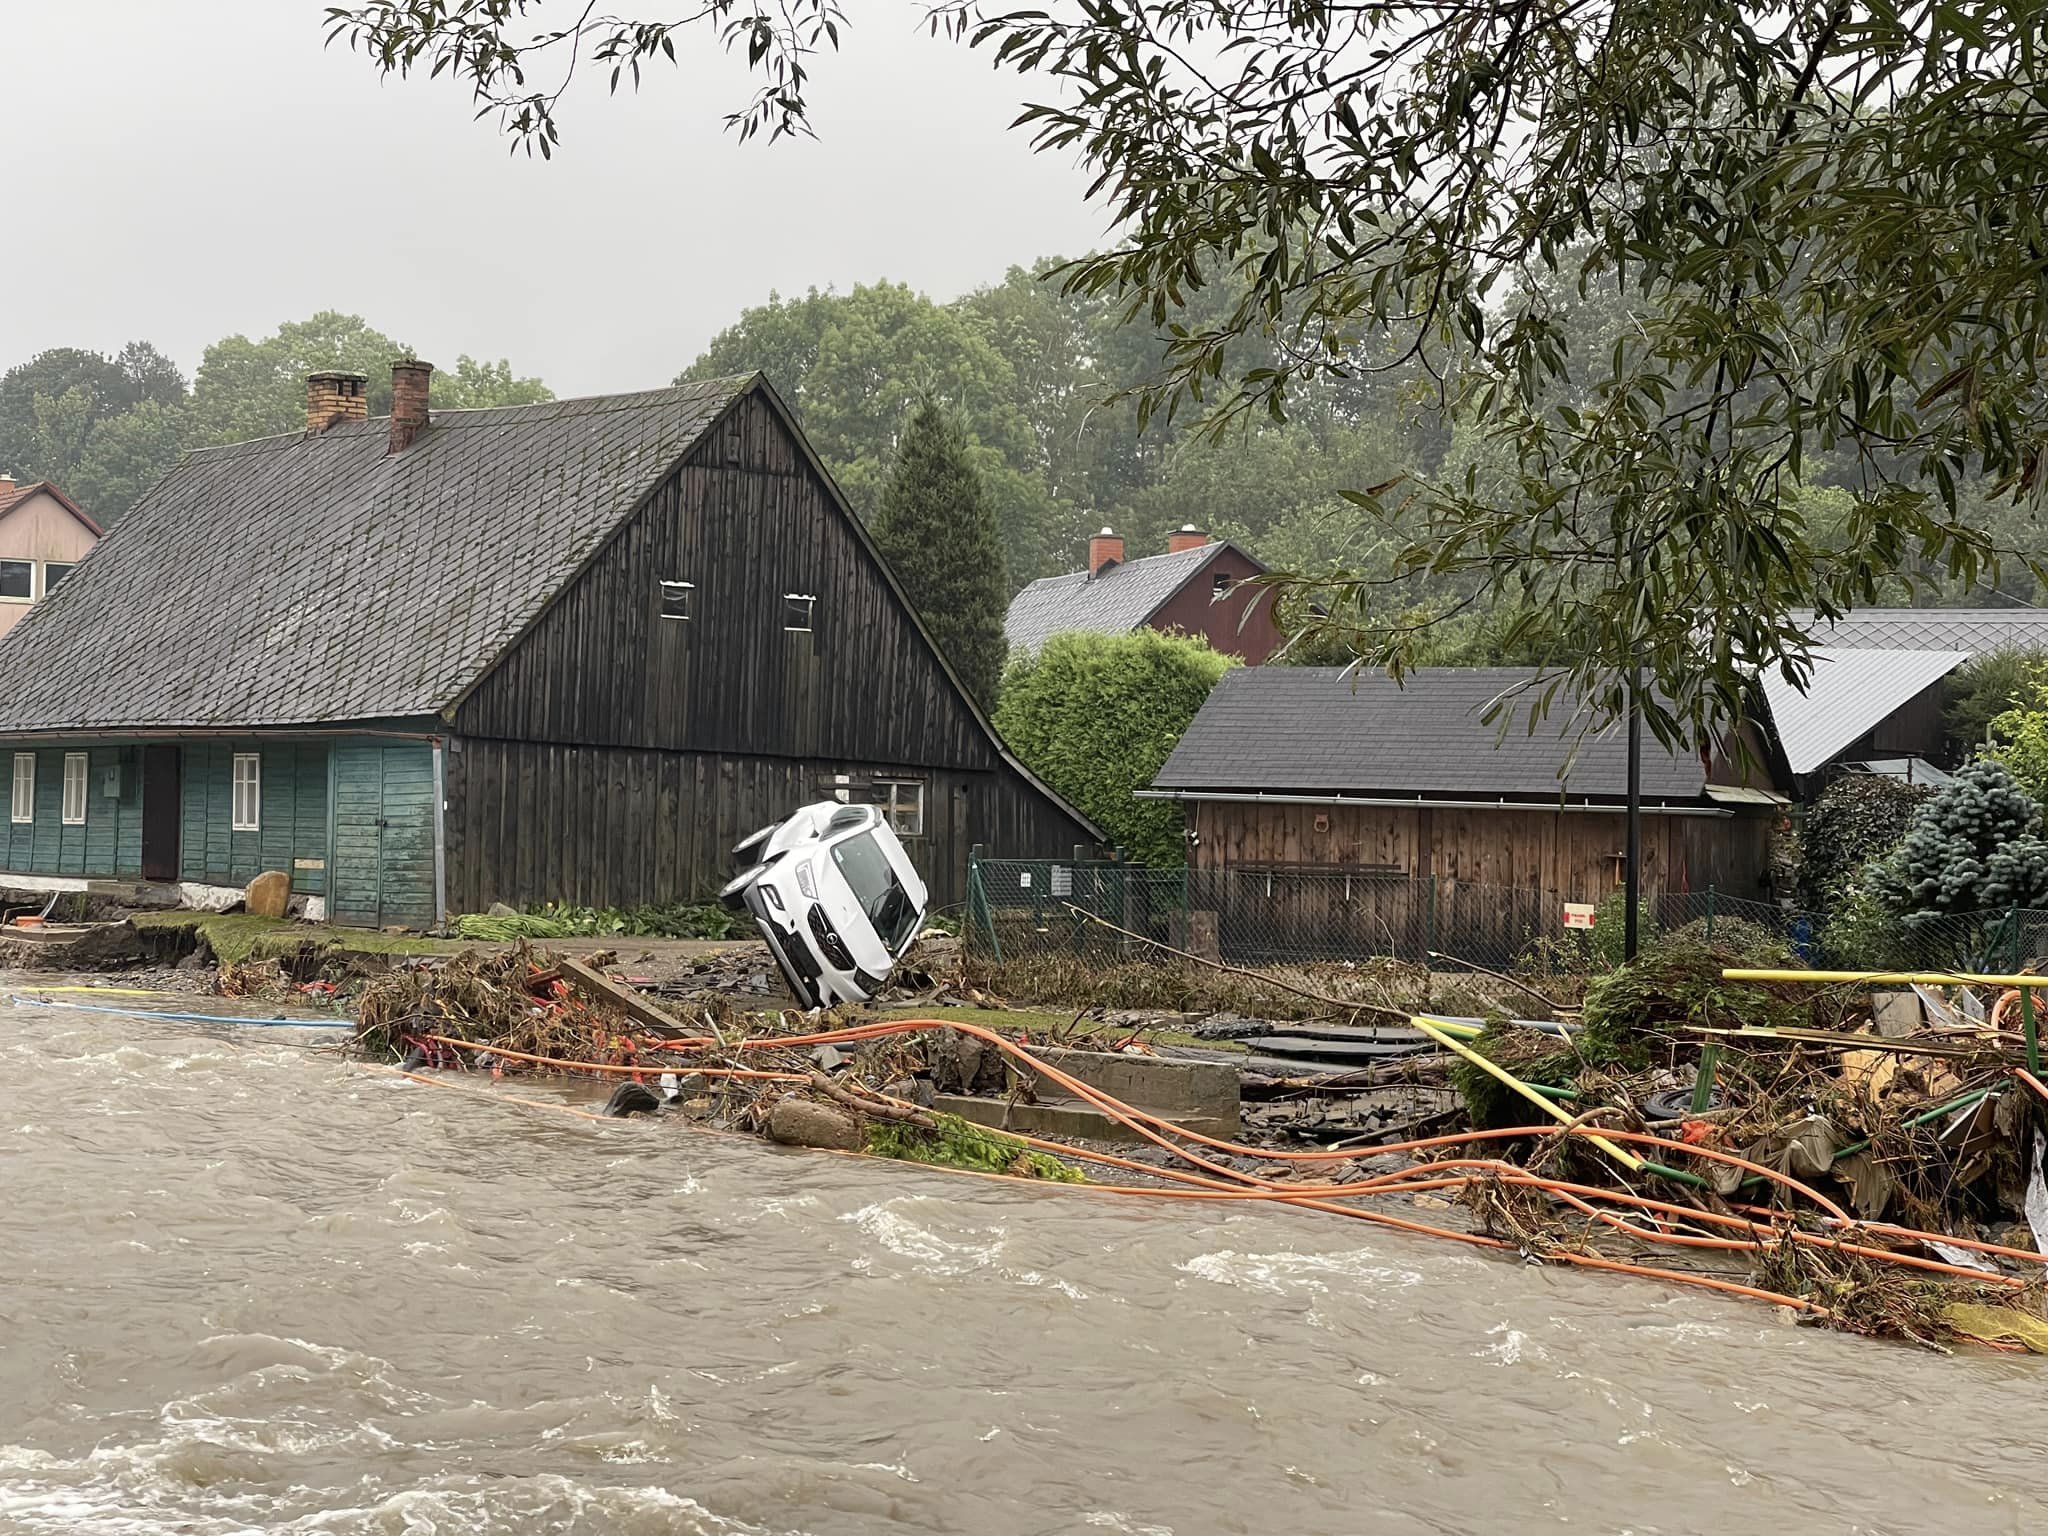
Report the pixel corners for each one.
[874,399,1009,709]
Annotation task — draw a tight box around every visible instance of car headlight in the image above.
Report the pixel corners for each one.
[793,862,816,898]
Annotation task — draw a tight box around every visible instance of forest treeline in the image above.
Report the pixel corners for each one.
[7,257,2039,635]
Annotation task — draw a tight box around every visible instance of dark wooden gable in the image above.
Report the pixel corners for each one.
[451,384,997,772]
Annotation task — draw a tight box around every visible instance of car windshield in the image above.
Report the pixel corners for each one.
[830,832,920,951]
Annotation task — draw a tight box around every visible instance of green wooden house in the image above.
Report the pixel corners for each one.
[0,363,1097,927]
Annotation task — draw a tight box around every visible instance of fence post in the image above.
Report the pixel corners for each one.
[1705,885,1716,940]
[967,845,1002,965]
[2015,906,2025,975]
[1426,875,1438,963]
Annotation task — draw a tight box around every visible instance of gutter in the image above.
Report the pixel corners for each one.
[1135,788,1735,819]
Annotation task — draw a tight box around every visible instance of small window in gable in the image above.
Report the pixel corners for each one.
[41,562,75,597]
[61,753,87,825]
[1211,572,1235,602]
[660,580,694,621]
[0,561,29,600]
[784,593,816,632]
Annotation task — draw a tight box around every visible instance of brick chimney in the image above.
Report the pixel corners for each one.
[305,372,368,434]
[0,476,14,497]
[1168,524,1209,554]
[1088,526,1125,577]
[387,359,434,455]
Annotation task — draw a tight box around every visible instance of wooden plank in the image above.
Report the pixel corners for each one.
[559,957,691,1037]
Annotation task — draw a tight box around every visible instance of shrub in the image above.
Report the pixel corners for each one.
[994,629,1236,865]
[1985,667,2048,807]
[1866,758,2048,928]
[1797,774,1932,909]
[1945,649,2043,761]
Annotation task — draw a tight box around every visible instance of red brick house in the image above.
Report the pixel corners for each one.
[1003,526,1282,663]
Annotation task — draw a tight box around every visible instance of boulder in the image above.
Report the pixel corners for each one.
[767,1098,862,1151]
[245,870,292,920]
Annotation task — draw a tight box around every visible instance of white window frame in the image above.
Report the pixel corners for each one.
[39,561,75,598]
[61,752,87,826]
[875,779,925,838]
[1211,571,1236,602]
[0,559,30,604]
[231,753,262,832]
[9,754,31,824]
[660,579,694,621]
[784,592,816,632]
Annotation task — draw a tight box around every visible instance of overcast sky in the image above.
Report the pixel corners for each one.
[0,0,1109,397]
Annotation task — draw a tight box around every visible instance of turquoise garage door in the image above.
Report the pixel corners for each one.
[330,743,438,929]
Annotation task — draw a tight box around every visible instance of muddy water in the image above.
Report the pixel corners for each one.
[2,992,2045,1535]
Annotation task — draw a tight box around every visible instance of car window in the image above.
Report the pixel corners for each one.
[831,832,920,950]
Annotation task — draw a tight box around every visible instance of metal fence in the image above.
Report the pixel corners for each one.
[965,857,2048,977]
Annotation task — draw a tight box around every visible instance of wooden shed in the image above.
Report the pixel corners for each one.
[1145,667,1786,956]
[0,365,1098,924]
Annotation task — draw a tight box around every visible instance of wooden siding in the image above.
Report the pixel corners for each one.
[453,389,994,772]
[443,736,1088,913]
[2,745,144,878]
[1190,799,1773,902]
[1145,545,1284,663]
[329,743,437,929]
[178,742,331,894]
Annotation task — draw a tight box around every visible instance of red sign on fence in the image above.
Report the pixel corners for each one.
[1562,903,1597,929]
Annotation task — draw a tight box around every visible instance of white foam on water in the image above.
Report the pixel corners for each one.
[842,1201,1007,1272]
[1178,1248,1424,1296]
[1081,1511,1175,1535]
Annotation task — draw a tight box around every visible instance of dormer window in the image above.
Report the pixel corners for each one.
[784,593,816,632]
[660,580,693,621]
[1212,572,1235,602]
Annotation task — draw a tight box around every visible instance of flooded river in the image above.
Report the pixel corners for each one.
[3,990,2046,1534]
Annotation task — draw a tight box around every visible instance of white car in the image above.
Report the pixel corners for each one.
[717,802,930,1009]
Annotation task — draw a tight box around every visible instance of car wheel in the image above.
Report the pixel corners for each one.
[732,822,779,860]
[717,865,764,912]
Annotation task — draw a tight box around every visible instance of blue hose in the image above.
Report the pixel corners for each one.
[6,995,347,1029]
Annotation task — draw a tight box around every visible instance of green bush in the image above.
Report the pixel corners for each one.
[1589,887,1655,969]
[1985,668,2048,807]
[1796,774,1931,909]
[452,902,741,942]
[1945,650,2043,761]
[994,629,1236,865]
[1866,758,2048,928]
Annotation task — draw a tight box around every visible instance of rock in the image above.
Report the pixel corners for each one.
[767,1098,862,1151]
[488,901,520,918]
[245,870,292,920]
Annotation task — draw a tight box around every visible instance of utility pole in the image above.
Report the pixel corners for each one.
[1625,664,1643,962]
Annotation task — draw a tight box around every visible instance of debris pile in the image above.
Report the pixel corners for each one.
[340,927,2048,1350]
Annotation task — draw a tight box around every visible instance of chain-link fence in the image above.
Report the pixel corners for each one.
[965,856,2048,978]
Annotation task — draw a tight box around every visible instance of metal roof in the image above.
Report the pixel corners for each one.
[1789,607,2048,653]
[1759,647,1971,775]
[1151,667,1718,800]
[1003,541,1257,653]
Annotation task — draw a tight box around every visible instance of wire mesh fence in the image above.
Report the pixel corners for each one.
[965,857,2048,979]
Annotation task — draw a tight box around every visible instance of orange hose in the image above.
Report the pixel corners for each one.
[418,1034,807,1082]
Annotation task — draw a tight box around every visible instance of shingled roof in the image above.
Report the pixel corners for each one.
[1152,667,1717,801]
[0,378,753,730]
[1790,607,2048,653]
[1004,540,1257,654]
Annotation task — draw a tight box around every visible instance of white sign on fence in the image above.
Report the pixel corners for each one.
[1562,902,1598,929]
[1051,866,1072,896]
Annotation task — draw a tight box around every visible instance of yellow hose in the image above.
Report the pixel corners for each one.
[1411,1015,1645,1173]
[1725,969,2048,988]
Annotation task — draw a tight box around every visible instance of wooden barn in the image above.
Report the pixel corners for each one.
[1144,667,1785,958]
[0,363,1098,925]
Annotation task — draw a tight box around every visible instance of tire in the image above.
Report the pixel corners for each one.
[605,1082,663,1118]
[1641,1087,1723,1121]
[732,822,779,861]
[718,865,764,912]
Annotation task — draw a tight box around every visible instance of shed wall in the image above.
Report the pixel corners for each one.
[1189,799,1772,902]
[178,741,330,894]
